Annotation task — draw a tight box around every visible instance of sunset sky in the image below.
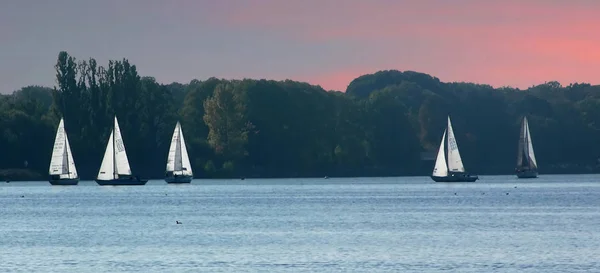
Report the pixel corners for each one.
[1,0,599,93]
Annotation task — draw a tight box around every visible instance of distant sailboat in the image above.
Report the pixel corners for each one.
[516,116,538,178]
[165,121,193,184]
[431,116,479,182]
[49,118,79,185]
[96,116,147,186]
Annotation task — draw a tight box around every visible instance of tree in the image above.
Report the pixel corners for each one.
[203,82,250,162]
[4,53,600,180]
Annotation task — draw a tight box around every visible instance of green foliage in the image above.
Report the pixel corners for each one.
[203,81,250,160]
[204,160,216,174]
[222,161,235,173]
[2,51,600,180]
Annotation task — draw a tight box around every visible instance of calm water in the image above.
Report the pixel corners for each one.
[1,175,600,272]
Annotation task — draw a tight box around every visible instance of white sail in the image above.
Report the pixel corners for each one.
[179,124,193,176]
[166,122,193,176]
[525,117,538,168]
[49,119,67,175]
[432,129,448,177]
[174,132,183,172]
[113,117,132,176]
[446,116,465,172]
[166,123,181,172]
[64,133,78,179]
[97,131,115,180]
[49,118,78,179]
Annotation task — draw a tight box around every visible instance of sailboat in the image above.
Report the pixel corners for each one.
[165,121,193,183]
[431,116,479,182]
[516,116,538,178]
[96,116,147,186]
[48,118,79,185]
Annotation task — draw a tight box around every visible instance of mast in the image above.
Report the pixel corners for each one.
[64,136,70,177]
[445,123,449,167]
[177,125,183,175]
[113,117,117,179]
[524,117,529,160]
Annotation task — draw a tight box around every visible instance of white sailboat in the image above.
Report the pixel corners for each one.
[165,121,193,183]
[96,116,147,186]
[516,116,538,178]
[49,118,79,185]
[431,116,478,182]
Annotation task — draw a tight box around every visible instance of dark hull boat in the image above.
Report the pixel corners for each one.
[516,169,538,179]
[430,116,478,183]
[96,176,147,186]
[49,177,79,186]
[516,117,538,179]
[165,175,192,184]
[431,173,478,182]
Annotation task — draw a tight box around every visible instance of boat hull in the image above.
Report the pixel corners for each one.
[165,175,193,184]
[49,178,79,186]
[96,177,148,186]
[516,169,538,179]
[431,173,479,182]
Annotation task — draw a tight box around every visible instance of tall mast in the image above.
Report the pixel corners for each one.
[64,136,70,176]
[524,117,529,158]
[177,124,183,175]
[113,117,117,179]
[445,119,449,169]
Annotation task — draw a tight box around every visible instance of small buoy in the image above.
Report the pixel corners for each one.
[454,192,457,195]
[482,192,485,195]
[20,195,24,198]
[506,192,509,195]
[514,186,517,188]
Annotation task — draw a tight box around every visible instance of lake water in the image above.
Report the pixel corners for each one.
[1,175,600,272]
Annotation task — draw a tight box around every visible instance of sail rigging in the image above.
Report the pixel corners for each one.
[49,118,78,179]
[97,117,132,180]
[446,117,465,172]
[166,122,193,176]
[432,116,470,177]
[517,117,537,170]
[525,119,537,168]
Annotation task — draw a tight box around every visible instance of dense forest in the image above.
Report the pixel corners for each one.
[2,51,600,180]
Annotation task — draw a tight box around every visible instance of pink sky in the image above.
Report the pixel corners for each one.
[210,0,600,90]
[1,0,599,92]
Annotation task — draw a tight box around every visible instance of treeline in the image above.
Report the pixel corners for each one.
[2,51,600,180]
